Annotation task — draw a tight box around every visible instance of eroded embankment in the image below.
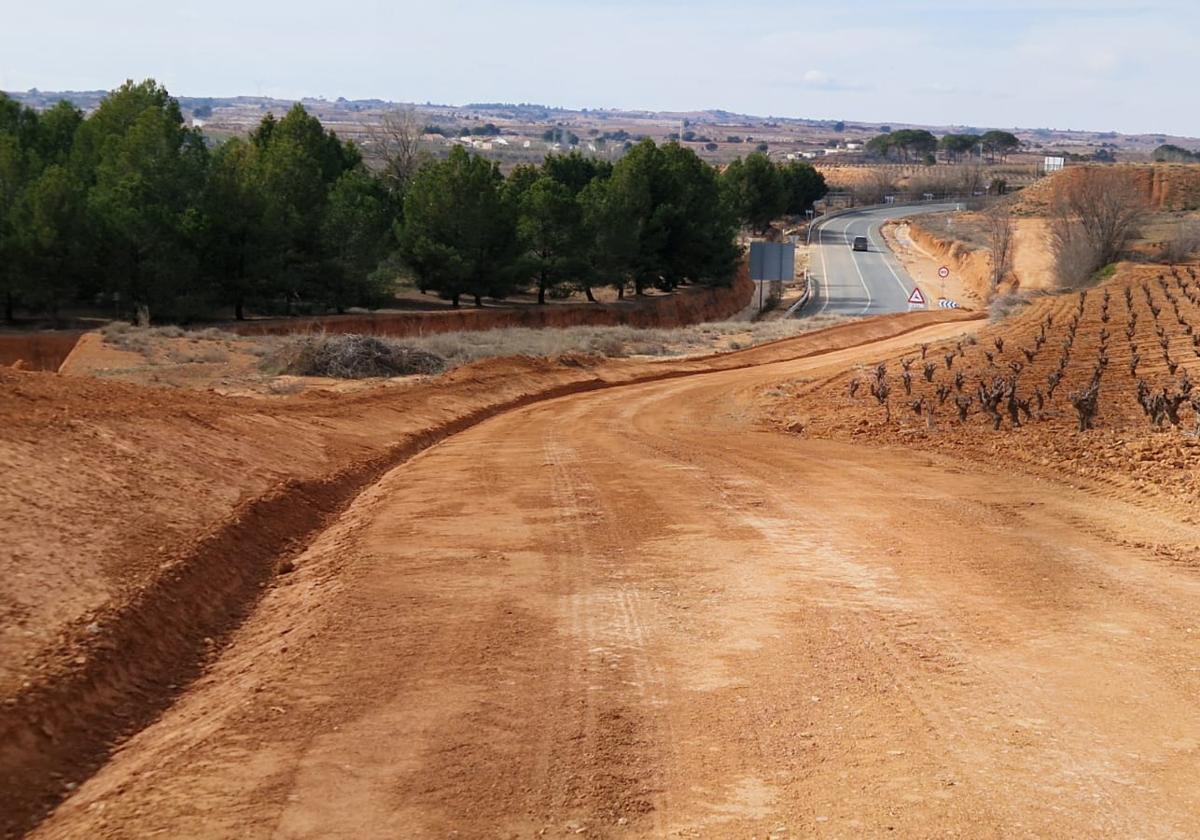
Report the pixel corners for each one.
[0,332,84,372]
[231,271,755,339]
[904,221,993,292]
[0,274,753,373]
[1014,163,1200,215]
[895,215,1056,303]
[0,307,978,836]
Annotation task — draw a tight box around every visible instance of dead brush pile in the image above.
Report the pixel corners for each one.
[264,333,448,379]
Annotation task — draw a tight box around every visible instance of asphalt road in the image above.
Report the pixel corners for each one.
[804,203,961,317]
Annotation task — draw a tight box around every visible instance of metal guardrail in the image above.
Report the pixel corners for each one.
[804,195,984,246]
[784,281,811,316]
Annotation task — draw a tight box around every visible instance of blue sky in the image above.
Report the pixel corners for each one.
[4,0,1197,136]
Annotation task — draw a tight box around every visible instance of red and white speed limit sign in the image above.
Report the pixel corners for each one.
[938,266,950,278]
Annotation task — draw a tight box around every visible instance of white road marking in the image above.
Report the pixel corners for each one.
[809,204,957,318]
[843,217,874,315]
[817,216,833,315]
[866,218,917,303]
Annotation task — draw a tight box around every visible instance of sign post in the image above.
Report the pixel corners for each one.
[938,265,950,300]
[748,241,795,313]
[907,286,927,310]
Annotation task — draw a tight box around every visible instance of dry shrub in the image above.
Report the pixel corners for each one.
[100,323,179,354]
[590,334,630,357]
[100,323,242,356]
[956,164,987,196]
[254,316,851,377]
[191,327,239,342]
[165,344,230,365]
[263,333,447,378]
[401,316,847,366]
[1157,220,1200,263]
[1050,228,1106,289]
[905,168,961,199]
[853,169,899,204]
[989,292,1031,322]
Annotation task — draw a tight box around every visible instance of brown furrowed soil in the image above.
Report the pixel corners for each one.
[765,263,1200,516]
[8,280,1200,838]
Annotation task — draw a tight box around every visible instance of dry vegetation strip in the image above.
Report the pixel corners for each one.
[310,316,853,367]
[76,316,854,391]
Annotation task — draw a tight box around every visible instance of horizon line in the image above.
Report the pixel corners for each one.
[5,85,1198,143]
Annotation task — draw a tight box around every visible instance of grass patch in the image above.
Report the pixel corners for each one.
[989,292,1033,323]
[398,315,848,366]
[101,323,241,357]
[165,344,231,365]
[911,211,990,251]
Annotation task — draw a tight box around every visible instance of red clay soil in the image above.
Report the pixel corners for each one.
[0,307,974,837]
[23,297,1200,838]
[0,332,84,372]
[1015,163,1200,215]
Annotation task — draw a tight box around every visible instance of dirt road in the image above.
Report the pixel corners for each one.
[35,320,1200,838]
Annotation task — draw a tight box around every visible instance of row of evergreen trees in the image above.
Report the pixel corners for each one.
[0,80,828,322]
[402,142,745,307]
[0,80,395,322]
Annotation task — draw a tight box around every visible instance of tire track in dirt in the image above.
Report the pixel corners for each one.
[2,378,621,836]
[601,382,1016,833]
[30,321,1200,837]
[9,314,998,837]
[590,360,1200,835]
[541,434,669,832]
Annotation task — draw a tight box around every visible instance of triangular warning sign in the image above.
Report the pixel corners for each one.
[907,286,927,306]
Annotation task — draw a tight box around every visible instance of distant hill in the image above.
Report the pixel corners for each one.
[6,88,1199,153]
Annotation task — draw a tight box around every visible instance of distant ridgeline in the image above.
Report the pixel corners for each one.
[5,88,410,118]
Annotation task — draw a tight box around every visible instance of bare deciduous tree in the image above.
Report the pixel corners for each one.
[905,168,959,199]
[984,203,1015,292]
[1048,168,1149,289]
[366,109,428,196]
[958,163,986,197]
[854,169,898,205]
